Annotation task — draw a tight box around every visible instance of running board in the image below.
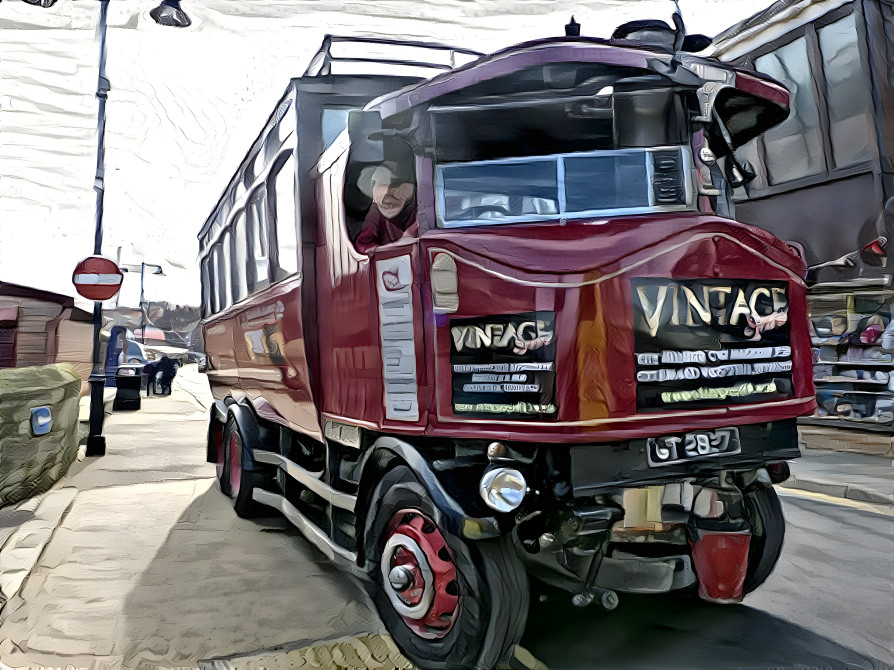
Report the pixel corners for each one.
[252,489,367,580]
[253,449,357,512]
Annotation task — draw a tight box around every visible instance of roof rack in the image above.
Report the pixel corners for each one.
[303,35,483,77]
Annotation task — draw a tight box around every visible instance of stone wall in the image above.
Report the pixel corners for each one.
[0,363,80,507]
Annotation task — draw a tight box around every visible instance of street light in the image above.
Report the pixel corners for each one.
[83,0,191,457]
[18,0,192,456]
[120,263,165,344]
[150,0,192,27]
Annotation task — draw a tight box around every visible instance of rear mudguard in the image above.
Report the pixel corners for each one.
[205,400,229,464]
[208,399,263,472]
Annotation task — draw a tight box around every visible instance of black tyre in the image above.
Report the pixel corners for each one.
[210,418,230,496]
[365,465,529,670]
[222,417,261,517]
[742,485,785,594]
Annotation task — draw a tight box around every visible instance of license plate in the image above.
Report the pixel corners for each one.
[647,428,741,467]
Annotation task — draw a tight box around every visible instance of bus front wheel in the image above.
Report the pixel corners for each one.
[743,485,786,594]
[365,465,529,669]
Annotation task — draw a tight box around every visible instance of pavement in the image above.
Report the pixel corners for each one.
[0,367,405,670]
[0,371,892,669]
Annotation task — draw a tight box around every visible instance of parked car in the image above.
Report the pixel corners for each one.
[125,340,153,365]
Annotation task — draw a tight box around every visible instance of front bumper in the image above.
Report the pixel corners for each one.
[569,419,800,497]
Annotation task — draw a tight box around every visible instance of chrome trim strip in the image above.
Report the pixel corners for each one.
[253,449,357,512]
[376,255,420,422]
[252,489,365,579]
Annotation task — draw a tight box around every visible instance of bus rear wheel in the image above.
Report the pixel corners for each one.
[221,417,260,517]
[366,465,529,669]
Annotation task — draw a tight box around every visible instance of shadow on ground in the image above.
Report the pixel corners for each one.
[119,483,384,669]
[523,588,887,670]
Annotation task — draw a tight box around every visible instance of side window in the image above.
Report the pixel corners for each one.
[231,211,249,302]
[200,256,212,316]
[247,187,270,292]
[211,243,224,313]
[271,155,300,281]
[322,108,351,151]
[756,37,824,184]
[818,13,872,168]
[220,232,233,310]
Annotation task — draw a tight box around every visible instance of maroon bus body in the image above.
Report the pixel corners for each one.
[199,31,812,670]
[307,214,813,441]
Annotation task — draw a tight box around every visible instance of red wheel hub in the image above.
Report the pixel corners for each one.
[228,433,242,498]
[382,510,459,639]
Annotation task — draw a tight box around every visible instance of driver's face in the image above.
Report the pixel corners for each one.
[372,168,415,220]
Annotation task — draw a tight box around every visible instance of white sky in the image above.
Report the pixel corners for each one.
[0,0,776,308]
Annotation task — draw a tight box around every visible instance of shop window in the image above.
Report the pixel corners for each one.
[818,13,871,168]
[756,37,824,184]
[271,155,300,281]
[247,187,270,292]
[231,210,249,302]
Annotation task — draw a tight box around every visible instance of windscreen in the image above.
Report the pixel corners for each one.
[430,65,691,227]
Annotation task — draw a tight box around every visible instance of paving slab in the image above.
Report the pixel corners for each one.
[200,633,415,670]
[0,487,77,611]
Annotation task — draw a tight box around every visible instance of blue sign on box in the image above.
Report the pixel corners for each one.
[30,406,52,436]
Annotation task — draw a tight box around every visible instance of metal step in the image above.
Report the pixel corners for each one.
[252,489,367,580]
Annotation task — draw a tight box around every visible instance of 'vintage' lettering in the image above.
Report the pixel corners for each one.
[635,282,788,337]
[451,320,553,353]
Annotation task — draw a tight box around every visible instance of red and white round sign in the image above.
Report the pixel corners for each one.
[72,256,124,301]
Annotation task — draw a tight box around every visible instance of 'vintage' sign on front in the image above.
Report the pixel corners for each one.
[631,278,793,410]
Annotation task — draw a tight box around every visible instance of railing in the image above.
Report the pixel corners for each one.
[303,34,482,77]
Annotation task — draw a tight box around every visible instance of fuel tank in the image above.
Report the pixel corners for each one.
[420,213,816,443]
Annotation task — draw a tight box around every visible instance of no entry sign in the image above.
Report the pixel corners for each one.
[72,256,124,301]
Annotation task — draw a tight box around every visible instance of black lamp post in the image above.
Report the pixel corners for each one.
[83,0,191,457]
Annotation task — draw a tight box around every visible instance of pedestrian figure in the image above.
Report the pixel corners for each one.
[143,361,159,396]
[157,356,177,396]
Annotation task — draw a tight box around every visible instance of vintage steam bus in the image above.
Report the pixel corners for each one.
[197,24,814,670]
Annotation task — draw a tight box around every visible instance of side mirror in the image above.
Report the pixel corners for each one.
[348,110,384,163]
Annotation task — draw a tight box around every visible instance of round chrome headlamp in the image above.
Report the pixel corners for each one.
[479,467,527,513]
